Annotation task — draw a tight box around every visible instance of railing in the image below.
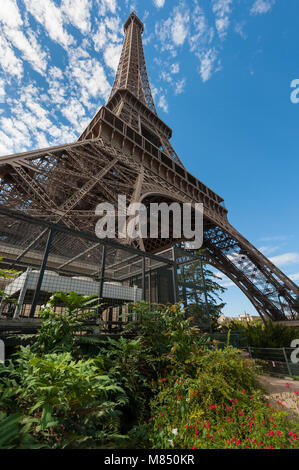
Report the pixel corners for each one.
[247,347,299,377]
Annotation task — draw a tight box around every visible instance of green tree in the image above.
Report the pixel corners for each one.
[178,251,226,331]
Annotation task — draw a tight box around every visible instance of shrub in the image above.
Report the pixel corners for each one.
[32,291,100,354]
[148,351,299,449]
[0,348,128,448]
[1,298,298,449]
[222,320,299,348]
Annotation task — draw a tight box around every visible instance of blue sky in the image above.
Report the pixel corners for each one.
[0,0,298,317]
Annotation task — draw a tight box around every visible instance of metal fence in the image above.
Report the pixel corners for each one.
[202,332,299,378]
[247,347,299,378]
[0,207,177,334]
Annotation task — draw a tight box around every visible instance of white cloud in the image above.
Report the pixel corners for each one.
[0,0,22,28]
[105,15,121,34]
[172,10,189,46]
[94,22,107,50]
[0,79,81,156]
[0,130,15,155]
[289,273,299,282]
[170,63,180,74]
[35,133,49,149]
[61,98,86,127]
[214,271,235,287]
[189,6,208,52]
[61,0,92,33]
[0,0,47,76]
[94,16,122,52]
[155,4,190,51]
[258,245,281,256]
[47,76,67,105]
[212,0,233,39]
[158,95,168,113]
[23,0,74,48]
[68,49,111,105]
[235,22,247,39]
[161,71,172,83]
[155,17,173,48]
[104,43,122,72]
[0,116,32,154]
[0,79,5,102]
[153,0,165,8]
[198,48,218,82]
[269,253,299,267]
[4,28,47,76]
[0,35,23,78]
[174,78,186,95]
[49,66,64,81]
[98,0,117,16]
[250,0,275,15]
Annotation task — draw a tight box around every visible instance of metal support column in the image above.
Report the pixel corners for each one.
[148,260,152,304]
[142,256,146,301]
[172,247,178,304]
[97,244,107,315]
[282,347,293,377]
[29,228,54,318]
[99,245,107,298]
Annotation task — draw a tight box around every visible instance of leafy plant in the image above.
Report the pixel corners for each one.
[1,295,298,450]
[0,348,128,448]
[148,350,299,449]
[0,412,42,449]
[32,291,101,354]
[221,319,299,348]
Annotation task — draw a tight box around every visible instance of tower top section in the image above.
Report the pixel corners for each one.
[124,11,144,33]
[107,12,156,114]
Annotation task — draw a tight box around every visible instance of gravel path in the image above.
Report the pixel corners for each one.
[259,375,299,419]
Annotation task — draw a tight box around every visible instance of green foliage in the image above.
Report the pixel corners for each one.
[98,336,154,425]
[32,291,100,354]
[177,252,226,331]
[149,380,299,449]
[0,348,128,448]
[0,412,42,449]
[1,295,298,449]
[0,291,129,448]
[126,302,210,375]
[221,319,299,348]
[148,349,299,449]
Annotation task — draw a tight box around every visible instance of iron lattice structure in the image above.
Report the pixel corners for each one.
[0,12,298,322]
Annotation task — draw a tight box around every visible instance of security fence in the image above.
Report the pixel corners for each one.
[204,332,299,378]
[247,347,299,378]
[0,207,177,334]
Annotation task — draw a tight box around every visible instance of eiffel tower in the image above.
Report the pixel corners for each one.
[0,12,298,322]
